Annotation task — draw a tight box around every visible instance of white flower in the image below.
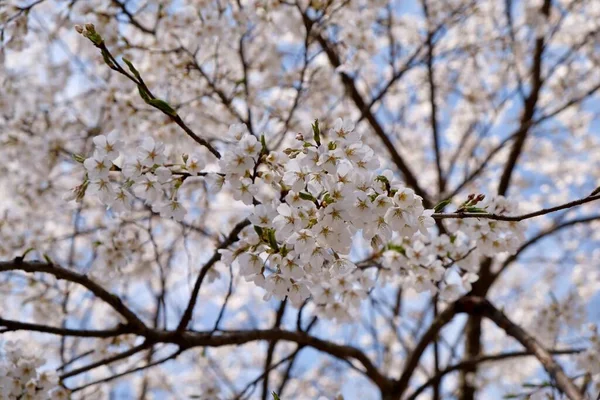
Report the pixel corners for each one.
[288,281,310,306]
[88,178,115,205]
[122,159,144,179]
[393,187,417,208]
[440,284,462,302]
[239,252,264,276]
[204,173,225,192]
[417,209,436,236]
[222,151,254,175]
[329,118,360,143]
[265,274,290,299]
[155,166,173,184]
[318,149,341,174]
[185,155,205,175]
[227,123,248,140]
[249,203,277,227]
[288,229,316,255]
[413,273,437,294]
[461,272,479,292]
[138,137,166,167]
[134,173,162,204]
[84,154,111,179]
[273,203,302,240]
[93,131,123,160]
[283,159,310,192]
[230,177,256,205]
[330,259,356,277]
[384,206,408,231]
[156,199,187,221]
[280,256,304,279]
[239,134,261,158]
[111,187,133,213]
[352,192,373,222]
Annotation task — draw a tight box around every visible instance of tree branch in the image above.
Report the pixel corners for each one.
[406,348,585,400]
[0,317,130,338]
[0,260,146,330]
[467,297,583,400]
[433,193,600,222]
[176,219,250,332]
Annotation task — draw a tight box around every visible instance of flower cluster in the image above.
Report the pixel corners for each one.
[215,119,523,320]
[0,340,68,399]
[75,119,524,321]
[75,132,210,221]
[576,325,600,377]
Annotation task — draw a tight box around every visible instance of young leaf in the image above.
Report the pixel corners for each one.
[312,119,321,146]
[137,84,151,103]
[100,48,116,70]
[71,153,86,163]
[43,254,54,264]
[21,248,35,259]
[267,229,279,251]
[148,98,178,117]
[299,192,316,202]
[122,57,142,81]
[464,207,487,214]
[260,134,268,154]
[434,198,452,213]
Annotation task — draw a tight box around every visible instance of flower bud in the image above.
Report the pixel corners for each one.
[84,23,96,33]
[74,25,84,34]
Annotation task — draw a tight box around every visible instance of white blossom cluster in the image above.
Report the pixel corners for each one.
[215,120,524,320]
[0,340,68,399]
[576,325,600,378]
[74,119,525,321]
[72,132,207,221]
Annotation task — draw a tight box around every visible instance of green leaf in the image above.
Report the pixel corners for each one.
[86,31,104,46]
[71,153,86,163]
[522,383,539,388]
[311,119,321,146]
[375,175,390,185]
[148,98,178,117]
[434,198,452,213]
[464,207,487,214]
[100,48,116,69]
[122,57,142,81]
[272,392,281,400]
[298,192,316,202]
[279,245,289,257]
[260,134,268,154]
[267,229,279,251]
[21,248,35,259]
[375,175,391,193]
[137,84,151,103]
[43,254,54,264]
[386,244,406,255]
